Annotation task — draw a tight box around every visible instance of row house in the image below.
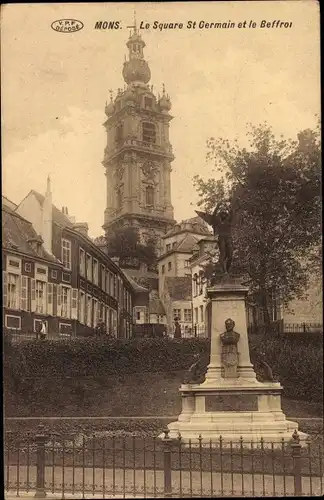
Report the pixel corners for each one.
[6,179,135,337]
[3,203,64,333]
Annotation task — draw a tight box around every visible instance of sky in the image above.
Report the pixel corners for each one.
[1,1,320,237]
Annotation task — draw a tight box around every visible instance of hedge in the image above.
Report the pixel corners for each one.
[4,335,323,405]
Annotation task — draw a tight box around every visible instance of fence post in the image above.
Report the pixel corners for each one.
[291,430,302,497]
[34,424,48,498]
[162,428,173,498]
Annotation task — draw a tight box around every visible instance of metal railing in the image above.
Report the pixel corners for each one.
[4,426,323,498]
[247,322,323,336]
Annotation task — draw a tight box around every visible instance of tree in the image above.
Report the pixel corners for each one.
[105,227,158,270]
[194,121,321,325]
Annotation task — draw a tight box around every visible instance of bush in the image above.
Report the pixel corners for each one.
[4,335,323,409]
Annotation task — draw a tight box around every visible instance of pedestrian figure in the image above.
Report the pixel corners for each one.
[40,320,47,340]
[174,317,182,339]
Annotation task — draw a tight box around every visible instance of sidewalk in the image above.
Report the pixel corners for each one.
[5,466,324,498]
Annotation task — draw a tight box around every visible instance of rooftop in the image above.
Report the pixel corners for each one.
[2,205,59,263]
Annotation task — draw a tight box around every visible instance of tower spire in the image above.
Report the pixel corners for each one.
[133,10,137,34]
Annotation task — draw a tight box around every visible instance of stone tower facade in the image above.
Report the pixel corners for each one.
[102,27,175,255]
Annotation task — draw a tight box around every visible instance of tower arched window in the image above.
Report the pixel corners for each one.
[116,123,123,144]
[145,186,154,206]
[117,188,122,209]
[142,122,156,144]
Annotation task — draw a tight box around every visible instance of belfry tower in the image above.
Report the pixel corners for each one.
[102,26,175,254]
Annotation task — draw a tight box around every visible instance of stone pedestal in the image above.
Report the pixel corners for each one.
[164,278,308,447]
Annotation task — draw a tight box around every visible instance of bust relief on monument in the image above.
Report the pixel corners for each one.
[220,318,240,379]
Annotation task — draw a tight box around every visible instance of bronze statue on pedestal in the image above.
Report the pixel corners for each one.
[196,200,233,275]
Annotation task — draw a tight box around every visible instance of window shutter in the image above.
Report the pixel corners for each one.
[47,283,53,316]
[3,271,8,308]
[78,291,83,323]
[20,276,28,311]
[31,278,36,312]
[57,284,62,317]
[71,288,78,319]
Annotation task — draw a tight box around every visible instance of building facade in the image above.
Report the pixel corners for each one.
[12,181,136,337]
[102,27,175,254]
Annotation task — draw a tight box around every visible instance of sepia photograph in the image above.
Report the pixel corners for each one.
[1,1,322,497]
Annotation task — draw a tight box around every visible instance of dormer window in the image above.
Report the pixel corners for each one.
[142,122,156,144]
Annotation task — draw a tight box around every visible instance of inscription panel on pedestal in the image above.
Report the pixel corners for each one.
[205,395,258,412]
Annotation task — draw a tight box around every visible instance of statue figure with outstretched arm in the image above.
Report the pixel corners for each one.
[196,200,234,274]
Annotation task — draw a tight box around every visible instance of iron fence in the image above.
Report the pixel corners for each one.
[247,322,323,336]
[4,426,324,498]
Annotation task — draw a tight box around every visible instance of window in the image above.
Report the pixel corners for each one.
[93,299,98,327]
[145,186,154,206]
[21,276,28,311]
[86,254,92,281]
[144,97,153,109]
[168,261,172,271]
[116,123,123,143]
[195,307,198,324]
[106,270,110,295]
[184,309,192,322]
[62,273,71,283]
[113,275,117,298]
[35,280,46,314]
[36,267,46,275]
[142,122,156,144]
[34,319,48,333]
[51,270,58,279]
[7,256,21,273]
[61,239,72,270]
[79,292,85,324]
[86,295,92,327]
[79,248,85,277]
[5,315,21,330]
[166,244,171,252]
[24,263,32,272]
[47,283,53,315]
[93,259,99,286]
[117,188,122,209]
[9,259,20,268]
[200,305,204,323]
[7,273,20,309]
[161,265,165,274]
[101,266,106,292]
[193,274,198,296]
[136,311,141,321]
[173,309,181,321]
[184,260,190,268]
[59,323,72,336]
[61,286,71,318]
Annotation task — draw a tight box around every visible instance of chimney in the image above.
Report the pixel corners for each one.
[41,176,53,254]
[73,222,89,237]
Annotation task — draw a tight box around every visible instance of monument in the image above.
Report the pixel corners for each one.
[164,200,308,446]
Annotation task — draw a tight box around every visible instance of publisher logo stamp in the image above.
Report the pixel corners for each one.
[51,19,84,33]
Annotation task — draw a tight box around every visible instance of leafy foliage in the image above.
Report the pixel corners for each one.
[194,122,321,322]
[4,335,323,419]
[105,227,157,269]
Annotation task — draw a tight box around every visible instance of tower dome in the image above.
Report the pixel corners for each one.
[123,59,151,85]
[122,29,151,85]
